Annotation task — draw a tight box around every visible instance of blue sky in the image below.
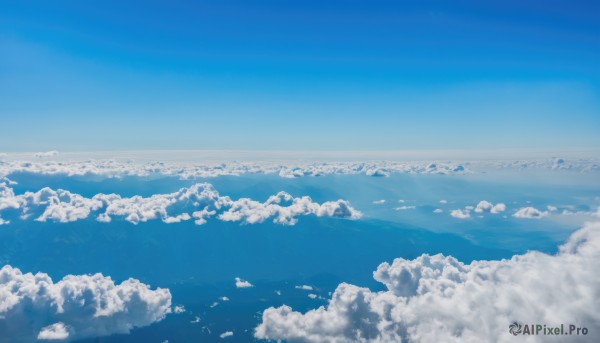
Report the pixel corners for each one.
[1,0,599,152]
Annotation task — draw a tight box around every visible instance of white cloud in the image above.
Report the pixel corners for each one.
[373,200,386,205]
[218,192,362,226]
[0,265,171,342]
[33,151,59,158]
[220,331,234,339]
[433,208,443,213]
[220,296,230,301]
[20,187,103,223]
[395,206,416,211]
[37,322,70,340]
[439,200,448,204]
[474,200,506,214]
[449,200,505,220]
[0,183,361,226]
[491,203,506,213]
[173,305,186,314]
[450,209,470,219]
[255,221,600,342]
[295,285,313,291]
[307,294,317,299]
[365,168,390,177]
[513,206,549,219]
[235,277,253,288]
[0,182,20,225]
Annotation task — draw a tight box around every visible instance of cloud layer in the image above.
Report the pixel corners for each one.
[0,156,597,181]
[255,221,600,342]
[0,265,172,342]
[0,182,361,226]
[0,158,472,180]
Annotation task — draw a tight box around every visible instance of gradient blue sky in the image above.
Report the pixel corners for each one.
[1,0,599,152]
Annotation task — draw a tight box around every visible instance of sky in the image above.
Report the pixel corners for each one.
[1,0,599,152]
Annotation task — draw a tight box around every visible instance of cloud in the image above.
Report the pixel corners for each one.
[0,182,20,224]
[173,305,186,314]
[218,191,362,226]
[307,294,317,299]
[513,206,549,219]
[450,200,505,219]
[373,200,386,205]
[37,323,70,340]
[33,151,59,158]
[0,158,472,180]
[1,156,599,181]
[450,209,470,219]
[255,221,600,342]
[220,331,234,339]
[433,209,443,213]
[474,200,506,214]
[295,285,314,291]
[21,187,104,223]
[0,265,171,342]
[0,183,361,226]
[235,277,253,288]
[439,200,448,204]
[365,168,390,177]
[395,206,416,211]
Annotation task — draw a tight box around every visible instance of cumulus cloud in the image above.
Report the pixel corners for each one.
[255,221,600,342]
[0,183,361,226]
[235,277,253,288]
[0,182,20,224]
[433,208,443,213]
[450,200,505,219]
[513,206,549,219]
[450,209,470,219]
[373,200,386,205]
[0,265,171,342]
[37,323,70,340]
[218,191,361,226]
[220,331,234,339]
[474,200,506,214]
